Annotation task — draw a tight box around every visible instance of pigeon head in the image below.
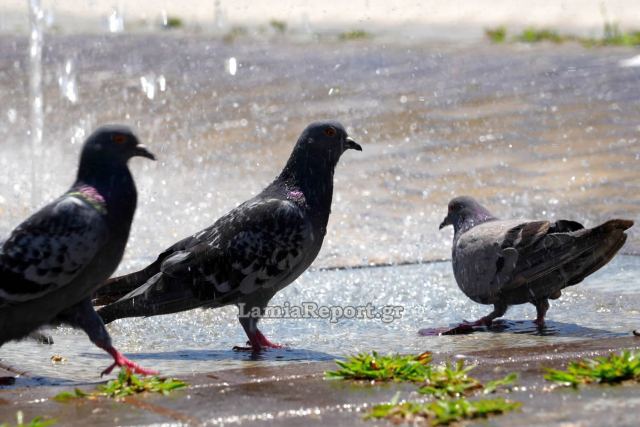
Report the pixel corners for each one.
[439,196,497,234]
[279,121,361,196]
[79,125,155,168]
[296,121,362,164]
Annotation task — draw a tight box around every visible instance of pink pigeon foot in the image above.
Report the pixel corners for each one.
[233,330,285,352]
[100,346,158,377]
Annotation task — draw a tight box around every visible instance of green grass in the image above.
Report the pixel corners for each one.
[269,19,287,34]
[485,26,507,43]
[418,362,517,398]
[54,369,187,401]
[164,16,183,29]
[325,351,433,382]
[0,411,56,427]
[484,23,640,47]
[338,29,371,41]
[326,352,517,396]
[517,27,565,43]
[329,352,520,425]
[545,350,640,388]
[587,22,640,46]
[367,397,521,426]
[222,26,248,43]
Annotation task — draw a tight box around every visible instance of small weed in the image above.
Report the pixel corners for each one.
[269,19,287,34]
[0,411,56,427]
[517,27,565,43]
[164,16,183,29]
[326,352,517,397]
[325,351,432,382]
[545,350,640,388]
[54,369,187,401]
[486,23,640,47]
[485,26,507,43]
[223,26,248,43]
[367,397,521,426]
[338,29,371,41]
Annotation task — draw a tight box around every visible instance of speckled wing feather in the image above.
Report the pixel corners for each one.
[498,220,587,291]
[100,197,312,320]
[0,194,108,305]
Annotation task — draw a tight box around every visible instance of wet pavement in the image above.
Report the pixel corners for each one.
[1,335,639,426]
[1,34,640,425]
[1,255,638,382]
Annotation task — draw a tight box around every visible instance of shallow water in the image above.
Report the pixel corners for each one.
[1,255,638,385]
[0,36,638,267]
[0,35,639,384]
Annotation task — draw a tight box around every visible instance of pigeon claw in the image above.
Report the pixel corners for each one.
[101,346,158,377]
[234,330,286,352]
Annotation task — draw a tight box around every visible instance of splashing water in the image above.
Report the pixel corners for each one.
[108,7,124,33]
[27,0,44,208]
[226,57,237,75]
[57,59,78,104]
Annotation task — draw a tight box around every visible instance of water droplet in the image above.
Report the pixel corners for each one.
[6,109,16,123]
[58,59,78,103]
[108,8,124,33]
[140,74,156,100]
[226,57,237,75]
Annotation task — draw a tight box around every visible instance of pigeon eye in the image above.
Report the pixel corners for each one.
[324,127,337,137]
[112,134,128,144]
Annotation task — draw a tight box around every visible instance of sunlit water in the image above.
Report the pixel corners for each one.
[1,255,638,385]
[0,35,639,383]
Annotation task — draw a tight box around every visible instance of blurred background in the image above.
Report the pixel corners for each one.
[0,0,639,380]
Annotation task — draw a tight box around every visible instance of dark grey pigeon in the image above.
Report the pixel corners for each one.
[94,121,361,351]
[0,125,156,376]
[434,196,633,335]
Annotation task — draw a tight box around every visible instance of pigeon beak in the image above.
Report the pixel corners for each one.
[133,144,156,160]
[344,136,362,151]
[439,216,451,230]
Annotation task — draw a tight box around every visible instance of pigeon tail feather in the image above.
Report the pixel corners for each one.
[564,218,633,286]
[93,264,159,306]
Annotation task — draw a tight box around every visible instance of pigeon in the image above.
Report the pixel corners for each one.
[94,121,361,351]
[435,196,633,335]
[0,125,157,376]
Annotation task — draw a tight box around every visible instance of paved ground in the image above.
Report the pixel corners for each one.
[1,334,639,426]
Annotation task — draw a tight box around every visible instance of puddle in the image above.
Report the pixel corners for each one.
[1,255,638,384]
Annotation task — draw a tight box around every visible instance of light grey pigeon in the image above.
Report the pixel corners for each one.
[0,125,157,376]
[94,121,361,351]
[434,196,633,335]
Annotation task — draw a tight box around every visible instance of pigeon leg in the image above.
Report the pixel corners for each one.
[533,299,549,327]
[234,299,284,351]
[235,316,284,351]
[439,303,508,335]
[58,299,157,376]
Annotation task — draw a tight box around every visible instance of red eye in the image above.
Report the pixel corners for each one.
[324,127,337,137]
[112,134,127,144]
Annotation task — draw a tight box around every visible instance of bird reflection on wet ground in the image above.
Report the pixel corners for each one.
[83,347,335,363]
[419,318,623,337]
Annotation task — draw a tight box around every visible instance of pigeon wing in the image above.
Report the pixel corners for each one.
[498,219,587,291]
[114,197,312,313]
[0,195,108,304]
